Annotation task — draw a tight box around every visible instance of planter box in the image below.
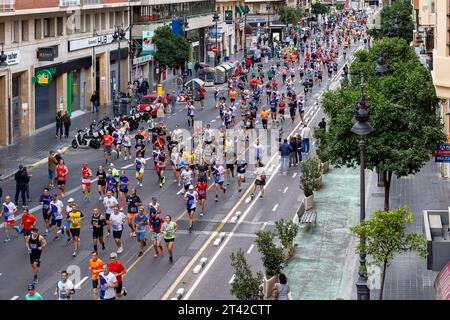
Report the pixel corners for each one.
[314,175,323,190]
[263,273,279,299]
[304,194,314,210]
[282,242,296,261]
[321,161,330,173]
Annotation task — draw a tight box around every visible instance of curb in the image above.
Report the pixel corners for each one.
[0,145,70,182]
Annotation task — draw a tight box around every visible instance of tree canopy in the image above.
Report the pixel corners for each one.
[318,37,445,210]
[278,7,301,25]
[311,2,330,16]
[369,0,414,43]
[351,206,427,299]
[152,25,190,69]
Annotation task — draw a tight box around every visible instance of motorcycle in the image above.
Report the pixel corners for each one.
[71,128,101,149]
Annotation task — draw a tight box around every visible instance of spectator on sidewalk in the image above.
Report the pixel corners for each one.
[318,118,327,130]
[165,93,171,114]
[127,82,134,98]
[14,165,27,206]
[48,151,58,189]
[62,111,71,139]
[301,124,311,154]
[289,136,298,167]
[23,166,31,203]
[141,79,149,96]
[194,61,200,76]
[272,273,291,300]
[170,91,177,114]
[56,111,63,140]
[90,91,99,113]
[186,61,193,77]
[279,139,292,174]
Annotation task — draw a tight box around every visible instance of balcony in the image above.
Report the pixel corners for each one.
[0,0,15,12]
[60,0,80,6]
[82,0,100,4]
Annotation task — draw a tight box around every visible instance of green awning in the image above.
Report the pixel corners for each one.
[236,6,243,14]
[244,5,250,13]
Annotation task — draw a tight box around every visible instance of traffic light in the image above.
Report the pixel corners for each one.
[225,10,233,24]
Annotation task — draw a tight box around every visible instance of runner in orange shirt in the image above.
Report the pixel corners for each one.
[260,107,269,130]
[102,133,114,164]
[89,251,104,300]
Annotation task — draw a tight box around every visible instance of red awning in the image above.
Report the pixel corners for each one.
[434,261,450,300]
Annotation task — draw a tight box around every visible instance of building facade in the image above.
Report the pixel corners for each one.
[430,0,450,177]
[0,0,137,146]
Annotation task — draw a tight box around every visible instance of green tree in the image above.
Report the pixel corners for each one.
[255,231,284,277]
[230,249,263,300]
[320,37,445,211]
[351,206,428,300]
[369,0,414,43]
[311,2,329,17]
[335,3,344,11]
[152,25,190,69]
[278,7,300,25]
[299,157,321,197]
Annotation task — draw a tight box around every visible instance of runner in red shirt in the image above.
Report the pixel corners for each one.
[55,159,69,198]
[102,133,114,164]
[81,162,93,201]
[196,180,208,216]
[108,252,127,298]
[20,207,37,250]
[198,86,206,110]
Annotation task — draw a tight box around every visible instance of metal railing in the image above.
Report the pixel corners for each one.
[60,0,80,7]
[82,0,100,5]
[0,0,15,12]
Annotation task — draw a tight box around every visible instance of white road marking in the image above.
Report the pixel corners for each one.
[211,120,216,123]
[247,244,255,255]
[272,204,278,211]
[283,187,288,194]
[216,116,220,119]
[292,173,297,178]
[177,188,185,195]
[184,163,282,300]
[245,197,251,203]
[229,274,235,284]
[261,221,268,230]
[74,276,89,289]
[10,296,19,300]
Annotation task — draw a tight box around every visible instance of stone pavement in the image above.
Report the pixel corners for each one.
[284,166,360,300]
[0,105,113,181]
[359,160,443,300]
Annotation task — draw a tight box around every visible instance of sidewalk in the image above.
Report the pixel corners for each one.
[359,160,442,300]
[283,166,360,300]
[0,105,113,181]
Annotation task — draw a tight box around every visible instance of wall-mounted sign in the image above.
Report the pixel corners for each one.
[37,47,56,61]
[5,50,20,65]
[191,41,200,47]
[32,68,56,86]
[68,32,129,51]
[133,54,152,65]
[142,31,155,54]
[436,144,450,163]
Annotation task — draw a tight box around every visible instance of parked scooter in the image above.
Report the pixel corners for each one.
[71,128,101,149]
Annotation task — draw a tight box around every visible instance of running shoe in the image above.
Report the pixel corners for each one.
[117,246,123,253]
[143,238,147,247]
[159,183,162,188]
[200,212,204,217]
[107,232,111,238]
[44,229,49,237]
[154,252,159,257]
[99,196,103,201]
[73,251,77,257]
[102,242,106,250]
[138,251,143,257]
[160,246,165,254]
[14,226,20,234]
[122,287,127,296]
[53,236,59,241]
[4,236,10,242]
[169,256,173,263]
[33,278,39,284]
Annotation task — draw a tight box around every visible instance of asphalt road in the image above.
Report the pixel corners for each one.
[0,40,361,300]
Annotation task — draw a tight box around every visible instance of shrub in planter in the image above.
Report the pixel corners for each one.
[300,158,321,197]
[230,249,263,300]
[275,219,299,260]
[314,127,331,173]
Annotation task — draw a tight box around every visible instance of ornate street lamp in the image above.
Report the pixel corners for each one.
[242,6,250,56]
[375,51,389,75]
[351,79,373,301]
[112,26,127,104]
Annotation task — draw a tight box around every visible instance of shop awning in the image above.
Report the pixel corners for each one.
[215,66,226,72]
[236,6,243,14]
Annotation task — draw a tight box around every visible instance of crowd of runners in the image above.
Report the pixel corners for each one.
[0,8,370,300]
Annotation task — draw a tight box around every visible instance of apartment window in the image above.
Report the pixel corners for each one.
[85,14,91,32]
[94,13,100,31]
[35,19,42,40]
[0,23,5,44]
[115,11,122,27]
[109,12,114,28]
[430,0,435,14]
[12,20,19,43]
[43,18,51,38]
[101,13,106,30]
[22,20,29,42]
[57,17,63,36]
[124,10,128,26]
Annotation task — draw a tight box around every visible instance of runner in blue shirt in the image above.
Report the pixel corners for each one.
[39,188,52,237]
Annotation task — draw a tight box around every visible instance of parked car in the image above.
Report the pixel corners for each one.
[137,93,167,113]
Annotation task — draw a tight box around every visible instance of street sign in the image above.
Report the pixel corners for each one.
[435,144,450,162]
[176,96,186,102]
[211,47,217,53]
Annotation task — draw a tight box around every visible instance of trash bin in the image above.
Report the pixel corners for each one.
[156,84,163,96]
[120,97,131,115]
[113,98,120,116]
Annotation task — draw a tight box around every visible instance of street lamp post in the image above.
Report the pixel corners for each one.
[0,43,7,67]
[112,25,127,103]
[266,5,271,33]
[375,51,388,187]
[351,79,373,301]
[243,6,250,56]
[213,11,220,67]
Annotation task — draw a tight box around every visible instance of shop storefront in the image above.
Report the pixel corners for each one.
[33,57,92,128]
[186,28,206,63]
[110,48,129,98]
